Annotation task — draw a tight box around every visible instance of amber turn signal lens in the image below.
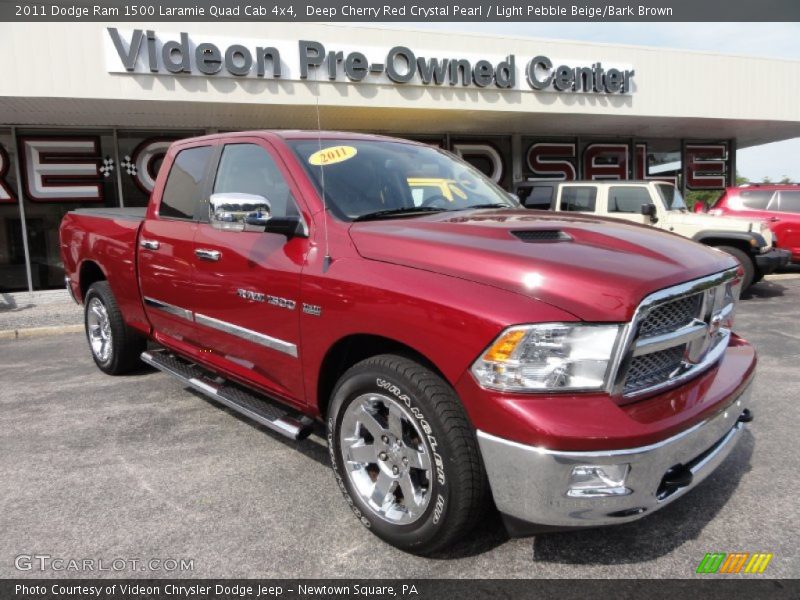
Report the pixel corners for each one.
[482,329,526,362]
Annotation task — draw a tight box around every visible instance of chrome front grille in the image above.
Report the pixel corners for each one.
[611,269,741,399]
[623,345,686,395]
[638,292,703,337]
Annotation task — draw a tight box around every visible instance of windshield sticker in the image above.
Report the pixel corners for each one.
[308,145,357,166]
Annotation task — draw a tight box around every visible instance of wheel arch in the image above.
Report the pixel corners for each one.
[316,333,448,419]
[692,231,763,256]
[78,260,108,302]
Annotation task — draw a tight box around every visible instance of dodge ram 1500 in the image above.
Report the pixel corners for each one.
[60,131,755,554]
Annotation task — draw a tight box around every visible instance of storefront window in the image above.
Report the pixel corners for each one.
[116,130,203,207]
[0,130,26,292]
[17,129,120,290]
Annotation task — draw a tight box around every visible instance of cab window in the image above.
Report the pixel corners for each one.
[160,146,213,220]
[521,185,554,209]
[213,144,299,218]
[560,186,596,212]
[608,186,651,213]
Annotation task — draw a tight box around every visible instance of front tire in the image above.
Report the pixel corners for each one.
[327,354,487,555]
[84,281,146,375]
[716,245,755,290]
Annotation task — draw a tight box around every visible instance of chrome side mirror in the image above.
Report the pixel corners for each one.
[209,193,272,232]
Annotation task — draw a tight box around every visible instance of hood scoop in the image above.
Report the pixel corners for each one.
[511,229,572,242]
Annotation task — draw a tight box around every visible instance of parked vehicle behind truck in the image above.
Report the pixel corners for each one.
[517,179,790,290]
[61,131,755,555]
[699,183,800,265]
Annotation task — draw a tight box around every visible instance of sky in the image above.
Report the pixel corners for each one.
[365,22,800,182]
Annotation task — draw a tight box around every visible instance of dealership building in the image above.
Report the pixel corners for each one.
[1,21,800,292]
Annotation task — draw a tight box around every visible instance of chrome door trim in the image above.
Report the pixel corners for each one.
[143,296,193,321]
[194,312,298,358]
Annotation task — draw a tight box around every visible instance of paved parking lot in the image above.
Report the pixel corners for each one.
[1,272,799,579]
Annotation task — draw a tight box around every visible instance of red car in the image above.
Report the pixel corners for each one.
[60,131,755,554]
[703,184,800,264]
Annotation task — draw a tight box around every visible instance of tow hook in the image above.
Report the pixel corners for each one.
[738,409,754,423]
[662,465,693,489]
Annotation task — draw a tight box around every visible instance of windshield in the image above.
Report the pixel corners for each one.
[288,139,517,221]
[656,183,687,211]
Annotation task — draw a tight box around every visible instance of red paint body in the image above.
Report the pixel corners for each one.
[60,131,754,452]
[706,185,800,263]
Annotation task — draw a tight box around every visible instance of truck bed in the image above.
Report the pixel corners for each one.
[72,207,147,222]
[60,207,149,333]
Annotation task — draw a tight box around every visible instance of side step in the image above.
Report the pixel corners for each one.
[141,349,314,440]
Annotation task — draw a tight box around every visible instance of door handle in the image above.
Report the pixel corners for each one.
[195,248,221,261]
[140,239,160,250]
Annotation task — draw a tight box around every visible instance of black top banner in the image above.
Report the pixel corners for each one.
[2,0,800,21]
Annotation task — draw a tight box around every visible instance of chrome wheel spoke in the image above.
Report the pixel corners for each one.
[91,304,105,321]
[397,473,422,516]
[387,402,404,439]
[357,405,385,440]
[344,439,376,464]
[404,446,431,471]
[370,471,395,506]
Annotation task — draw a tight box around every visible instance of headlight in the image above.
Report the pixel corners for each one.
[471,323,621,392]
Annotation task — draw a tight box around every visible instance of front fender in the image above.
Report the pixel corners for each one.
[692,230,765,251]
[299,258,580,414]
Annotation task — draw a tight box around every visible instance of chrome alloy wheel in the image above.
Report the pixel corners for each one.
[339,393,433,525]
[87,297,112,363]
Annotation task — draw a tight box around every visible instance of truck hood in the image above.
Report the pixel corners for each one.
[349,209,736,322]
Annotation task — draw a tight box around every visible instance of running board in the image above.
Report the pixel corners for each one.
[141,349,314,440]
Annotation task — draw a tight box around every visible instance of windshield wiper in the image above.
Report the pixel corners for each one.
[352,207,447,222]
[458,203,512,210]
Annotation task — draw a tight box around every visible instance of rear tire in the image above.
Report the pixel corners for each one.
[327,354,487,555]
[84,281,146,375]
[716,245,755,290]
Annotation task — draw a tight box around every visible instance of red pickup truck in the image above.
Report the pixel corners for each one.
[60,131,755,555]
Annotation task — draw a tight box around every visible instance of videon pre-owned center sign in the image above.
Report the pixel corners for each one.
[105,28,636,94]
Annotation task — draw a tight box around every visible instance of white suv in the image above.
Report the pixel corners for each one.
[517,180,790,290]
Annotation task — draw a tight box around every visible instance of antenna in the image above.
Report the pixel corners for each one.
[314,70,332,272]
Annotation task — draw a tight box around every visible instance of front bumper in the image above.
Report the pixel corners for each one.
[755,248,791,274]
[477,382,752,529]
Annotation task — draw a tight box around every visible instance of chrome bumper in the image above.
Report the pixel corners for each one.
[65,276,79,305]
[477,383,752,528]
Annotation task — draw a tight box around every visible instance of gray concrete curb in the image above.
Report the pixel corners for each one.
[0,324,83,340]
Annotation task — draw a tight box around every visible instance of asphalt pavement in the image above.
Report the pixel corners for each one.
[1,273,799,579]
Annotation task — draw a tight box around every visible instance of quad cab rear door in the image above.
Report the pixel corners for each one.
[137,140,216,350]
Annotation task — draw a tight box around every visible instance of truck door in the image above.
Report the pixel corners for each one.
[138,143,215,348]
[189,140,309,407]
